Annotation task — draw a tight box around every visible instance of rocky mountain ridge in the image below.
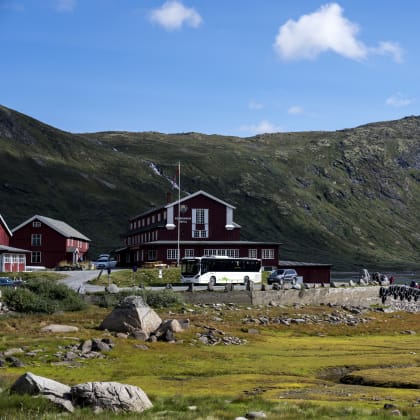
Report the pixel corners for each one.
[1,105,420,270]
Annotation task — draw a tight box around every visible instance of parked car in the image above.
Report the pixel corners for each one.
[0,277,24,288]
[94,254,117,269]
[267,269,298,285]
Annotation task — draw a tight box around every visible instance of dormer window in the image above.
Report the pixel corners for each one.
[192,208,208,238]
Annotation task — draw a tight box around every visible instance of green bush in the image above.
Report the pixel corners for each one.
[2,280,86,314]
[98,288,184,309]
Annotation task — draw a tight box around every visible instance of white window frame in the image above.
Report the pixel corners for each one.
[31,251,41,263]
[262,249,274,259]
[248,249,258,259]
[167,249,178,260]
[32,221,41,228]
[31,233,42,246]
[184,249,194,257]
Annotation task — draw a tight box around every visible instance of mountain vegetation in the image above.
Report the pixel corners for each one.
[1,105,420,270]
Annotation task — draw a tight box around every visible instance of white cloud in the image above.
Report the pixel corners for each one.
[274,3,366,61]
[150,1,202,30]
[53,0,76,13]
[273,3,403,63]
[240,120,282,135]
[386,93,414,107]
[288,105,304,115]
[248,101,263,110]
[371,41,404,63]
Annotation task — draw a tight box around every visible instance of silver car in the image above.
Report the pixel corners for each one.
[267,269,298,285]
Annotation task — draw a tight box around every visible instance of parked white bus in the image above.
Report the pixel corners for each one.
[180,256,262,286]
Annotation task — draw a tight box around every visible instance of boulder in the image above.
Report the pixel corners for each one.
[40,324,79,333]
[99,296,162,337]
[105,283,119,294]
[11,372,71,398]
[71,381,153,413]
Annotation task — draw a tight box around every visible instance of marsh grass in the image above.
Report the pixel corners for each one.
[0,303,418,419]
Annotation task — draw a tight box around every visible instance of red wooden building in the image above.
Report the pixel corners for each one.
[11,215,91,269]
[279,261,332,284]
[117,190,280,268]
[0,214,29,272]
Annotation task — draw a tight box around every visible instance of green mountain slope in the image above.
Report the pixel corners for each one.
[1,105,420,270]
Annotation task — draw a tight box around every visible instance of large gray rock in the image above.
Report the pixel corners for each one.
[10,372,71,398]
[99,296,162,337]
[40,324,79,333]
[71,381,153,413]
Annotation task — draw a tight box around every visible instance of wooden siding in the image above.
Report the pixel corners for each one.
[120,191,280,268]
[11,219,90,268]
[0,222,10,246]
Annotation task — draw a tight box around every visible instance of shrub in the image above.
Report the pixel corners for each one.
[98,288,184,309]
[2,280,86,314]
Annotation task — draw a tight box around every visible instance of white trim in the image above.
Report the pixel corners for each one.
[165,206,175,230]
[165,190,236,210]
[225,207,234,230]
[0,214,13,238]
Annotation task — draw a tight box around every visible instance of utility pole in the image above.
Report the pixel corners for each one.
[176,161,181,266]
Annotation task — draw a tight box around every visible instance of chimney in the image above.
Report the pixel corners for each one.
[166,192,172,203]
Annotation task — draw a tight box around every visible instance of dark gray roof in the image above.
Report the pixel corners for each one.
[279,260,332,267]
[12,215,91,242]
[0,245,31,253]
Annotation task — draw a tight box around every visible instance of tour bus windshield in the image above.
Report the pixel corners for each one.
[181,259,200,276]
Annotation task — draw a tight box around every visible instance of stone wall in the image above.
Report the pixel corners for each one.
[182,286,383,307]
[251,286,382,306]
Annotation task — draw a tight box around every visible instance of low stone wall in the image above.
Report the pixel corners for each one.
[182,290,252,305]
[251,286,382,306]
[182,286,383,307]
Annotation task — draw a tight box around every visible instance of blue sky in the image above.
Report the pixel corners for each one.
[1,0,419,136]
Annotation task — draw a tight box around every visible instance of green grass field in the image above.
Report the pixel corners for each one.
[0,299,418,419]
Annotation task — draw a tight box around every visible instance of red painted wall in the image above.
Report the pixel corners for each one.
[0,222,10,246]
[11,220,89,268]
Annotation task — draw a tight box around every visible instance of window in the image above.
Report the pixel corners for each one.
[184,249,194,257]
[192,208,209,238]
[157,213,161,222]
[152,215,155,223]
[148,249,156,261]
[167,249,178,260]
[31,251,41,263]
[204,249,239,258]
[262,249,274,259]
[31,234,41,246]
[196,208,205,224]
[125,253,131,263]
[248,249,258,258]
[193,230,208,238]
[32,221,41,228]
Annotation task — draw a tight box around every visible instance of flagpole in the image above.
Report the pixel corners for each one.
[177,161,181,266]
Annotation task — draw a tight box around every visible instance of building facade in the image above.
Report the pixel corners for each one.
[11,215,91,269]
[117,190,280,268]
[0,214,29,272]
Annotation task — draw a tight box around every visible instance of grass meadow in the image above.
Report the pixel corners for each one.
[0,289,418,419]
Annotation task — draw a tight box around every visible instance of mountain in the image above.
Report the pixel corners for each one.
[1,105,420,271]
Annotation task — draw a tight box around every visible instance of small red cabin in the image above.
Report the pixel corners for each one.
[11,215,91,269]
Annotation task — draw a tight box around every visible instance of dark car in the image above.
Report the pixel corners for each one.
[0,277,24,288]
[267,269,298,285]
